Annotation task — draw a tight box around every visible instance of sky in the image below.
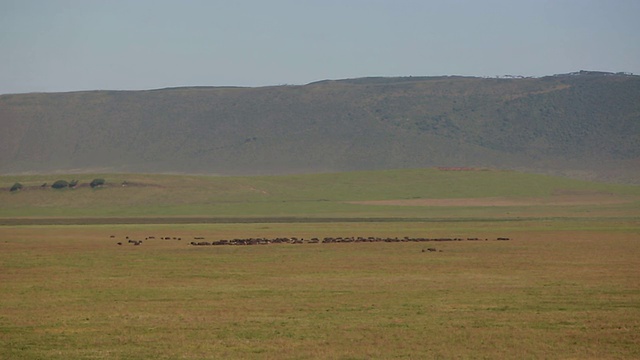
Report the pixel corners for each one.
[1,0,639,94]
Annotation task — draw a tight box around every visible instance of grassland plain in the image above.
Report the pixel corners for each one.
[1,222,639,359]
[1,168,639,219]
[1,169,639,358]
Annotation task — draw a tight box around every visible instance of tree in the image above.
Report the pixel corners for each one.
[10,182,23,192]
[51,180,69,189]
[90,178,105,188]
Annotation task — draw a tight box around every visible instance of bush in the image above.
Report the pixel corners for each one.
[51,180,69,189]
[90,178,105,188]
[10,182,23,192]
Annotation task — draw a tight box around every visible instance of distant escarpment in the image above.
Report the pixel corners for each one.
[1,71,638,183]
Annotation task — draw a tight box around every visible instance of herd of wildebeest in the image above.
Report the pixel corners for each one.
[112,234,510,251]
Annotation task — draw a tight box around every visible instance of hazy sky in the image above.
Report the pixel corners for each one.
[2,0,639,94]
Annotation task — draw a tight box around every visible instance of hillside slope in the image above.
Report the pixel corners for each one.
[1,72,638,182]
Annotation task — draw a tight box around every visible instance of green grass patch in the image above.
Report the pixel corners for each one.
[2,168,639,219]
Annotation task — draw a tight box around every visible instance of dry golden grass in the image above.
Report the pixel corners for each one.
[1,221,639,359]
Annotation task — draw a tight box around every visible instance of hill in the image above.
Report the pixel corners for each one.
[1,71,639,183]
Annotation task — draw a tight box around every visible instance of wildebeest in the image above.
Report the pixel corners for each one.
[186,235,512,248]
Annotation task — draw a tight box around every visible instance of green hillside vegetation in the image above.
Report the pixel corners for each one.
[1,168,638,219]
[1,72,638,183]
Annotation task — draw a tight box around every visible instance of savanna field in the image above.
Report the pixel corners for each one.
[1,169,639,359]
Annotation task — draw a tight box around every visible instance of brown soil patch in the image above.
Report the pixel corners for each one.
[349,193,637,207]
